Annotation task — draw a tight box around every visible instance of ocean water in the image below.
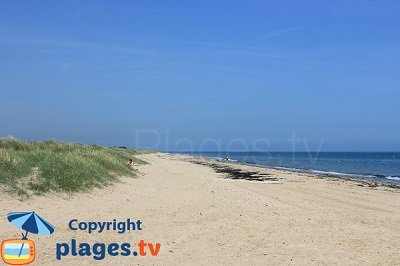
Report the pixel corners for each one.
[182,152,400,185]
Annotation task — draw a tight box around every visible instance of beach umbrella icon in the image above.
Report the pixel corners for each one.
[7,211,55,238]
[7,211,55,257]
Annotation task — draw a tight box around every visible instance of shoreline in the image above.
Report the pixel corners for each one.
[173,153,400,190]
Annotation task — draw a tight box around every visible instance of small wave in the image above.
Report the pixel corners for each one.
[209,157,238,162]
[386,176,400,181]
[308,170,399,181]
[277,168,399,182]
[211,157,225,161]
[310,170,352,176]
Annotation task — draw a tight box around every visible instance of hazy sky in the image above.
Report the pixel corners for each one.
[1,1,399,151]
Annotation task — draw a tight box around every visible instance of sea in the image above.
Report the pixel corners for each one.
[180,152,400,185]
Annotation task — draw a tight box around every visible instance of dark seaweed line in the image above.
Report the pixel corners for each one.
[190,160,279,182]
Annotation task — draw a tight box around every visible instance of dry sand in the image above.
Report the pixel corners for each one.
[1,152,400,265]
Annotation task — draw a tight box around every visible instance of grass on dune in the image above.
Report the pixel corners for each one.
[0,137,148,196]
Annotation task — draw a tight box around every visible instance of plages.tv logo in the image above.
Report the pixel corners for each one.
[1,211,55,265]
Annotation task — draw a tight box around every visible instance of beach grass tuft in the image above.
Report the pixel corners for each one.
[0,137,147,196]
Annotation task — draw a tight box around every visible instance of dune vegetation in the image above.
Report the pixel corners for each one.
[0,137,147,196]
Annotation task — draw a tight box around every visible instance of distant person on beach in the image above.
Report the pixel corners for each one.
[226,156,229,161]
[127,159,138,171]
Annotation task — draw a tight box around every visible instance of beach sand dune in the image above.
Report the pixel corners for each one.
[1,153,399,265]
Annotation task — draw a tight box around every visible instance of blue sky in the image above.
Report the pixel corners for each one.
[0,1,399,151]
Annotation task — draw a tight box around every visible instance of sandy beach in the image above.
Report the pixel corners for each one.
[1,152,399,265]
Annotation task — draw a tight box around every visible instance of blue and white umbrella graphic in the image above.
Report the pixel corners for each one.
[7,211,55,257]
[8,211,55,238]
